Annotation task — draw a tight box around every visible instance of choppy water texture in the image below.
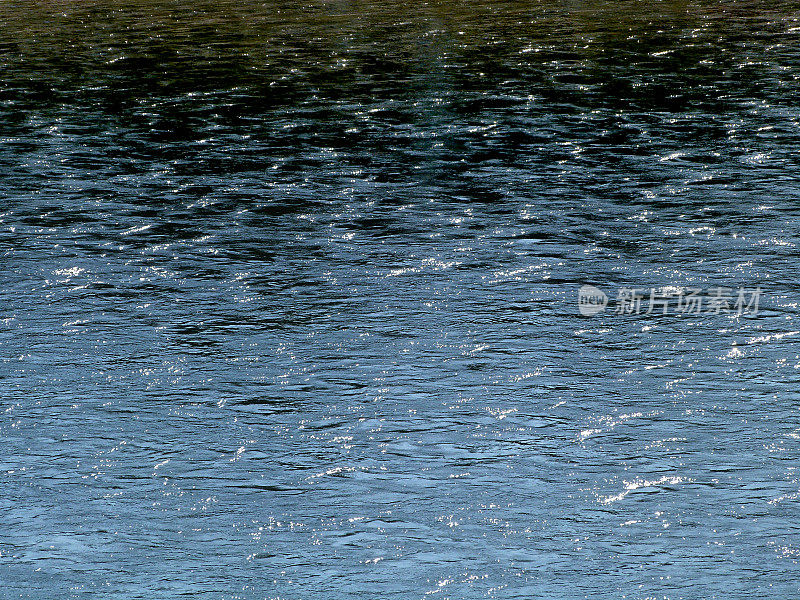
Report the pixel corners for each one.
[3,1,800,598]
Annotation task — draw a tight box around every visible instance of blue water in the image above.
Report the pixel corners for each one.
[2,1,800,598]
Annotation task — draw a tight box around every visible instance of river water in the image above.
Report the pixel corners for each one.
[2,1,800,598]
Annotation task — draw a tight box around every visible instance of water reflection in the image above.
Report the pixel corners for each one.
[2,1,800,599]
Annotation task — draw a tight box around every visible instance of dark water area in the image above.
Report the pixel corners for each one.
[2,1,800,598]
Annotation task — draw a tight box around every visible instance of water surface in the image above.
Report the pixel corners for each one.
[2,1,800,598]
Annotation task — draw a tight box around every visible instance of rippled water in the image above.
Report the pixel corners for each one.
[3,1,800,598]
